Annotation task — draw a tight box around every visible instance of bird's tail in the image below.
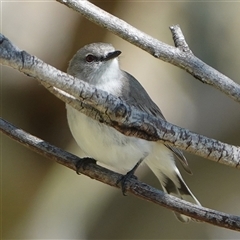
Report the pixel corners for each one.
[146,161,201,222]
[161,171,201,222]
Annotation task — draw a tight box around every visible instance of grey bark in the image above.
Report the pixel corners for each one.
[1,0,240,230]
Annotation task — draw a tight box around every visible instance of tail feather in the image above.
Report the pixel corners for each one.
[145,144,200,222]
[161,173,201,222]
[146,162,200,222]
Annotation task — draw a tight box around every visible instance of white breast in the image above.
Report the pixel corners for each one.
[66,104,153,172]
[66,58,153,172]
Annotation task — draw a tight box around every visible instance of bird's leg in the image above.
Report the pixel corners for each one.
[117,157,145,196]
[75,157,97,175]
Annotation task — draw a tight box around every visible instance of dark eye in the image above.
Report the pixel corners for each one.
[86,54,96,62]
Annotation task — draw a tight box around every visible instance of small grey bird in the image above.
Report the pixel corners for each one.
[66,42,201,222]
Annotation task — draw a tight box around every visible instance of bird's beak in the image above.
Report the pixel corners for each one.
[104,50,121,61]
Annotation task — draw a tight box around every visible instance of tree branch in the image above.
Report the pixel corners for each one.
[2,0,240,231]
[1,117,240,231]
[56,0,240,103]
[0,33,240,169]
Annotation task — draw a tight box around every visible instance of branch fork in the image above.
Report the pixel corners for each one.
[1,0,240,231]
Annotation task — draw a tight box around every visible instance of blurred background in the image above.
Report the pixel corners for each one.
[2,1,240,239]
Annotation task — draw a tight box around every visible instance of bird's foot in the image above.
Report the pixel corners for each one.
[75,157,96,175]
[117,158,145,195]
[117,168,138,196]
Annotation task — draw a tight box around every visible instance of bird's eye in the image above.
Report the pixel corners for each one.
[85,54,96,62]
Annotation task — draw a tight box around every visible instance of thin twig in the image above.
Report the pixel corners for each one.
[1,0,240,231]
[56,0,240,103]
[170,25,192,53]
[1,117,240,231]
[0,33,240,169]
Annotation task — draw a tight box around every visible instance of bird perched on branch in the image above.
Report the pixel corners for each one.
[66,42,201,222]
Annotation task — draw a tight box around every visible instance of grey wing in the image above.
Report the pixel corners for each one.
[120,71,192,174]
[165,144,192,174]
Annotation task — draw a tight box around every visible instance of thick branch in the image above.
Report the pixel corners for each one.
[0,33,240,169]
[1,117,240,231]
[1,2,240,231]
[56,0,240,103]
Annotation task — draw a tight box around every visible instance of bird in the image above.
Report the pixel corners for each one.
[66,42,201,222]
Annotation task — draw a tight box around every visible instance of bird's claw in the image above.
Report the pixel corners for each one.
[117,169,138,196]
[75,157,96,174]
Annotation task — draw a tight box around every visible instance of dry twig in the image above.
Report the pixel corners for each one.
[1,118,240,231]
[1,0,240,231]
